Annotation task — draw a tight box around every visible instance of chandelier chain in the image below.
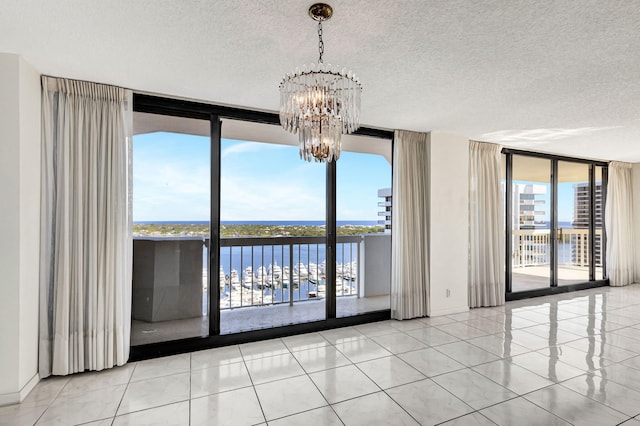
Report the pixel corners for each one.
[279,3,362,162]
[317,21,324,64]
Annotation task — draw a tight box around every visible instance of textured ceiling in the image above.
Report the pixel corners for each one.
[2,0,640,161]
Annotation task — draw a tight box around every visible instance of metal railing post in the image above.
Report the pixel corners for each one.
[289,242,294,306]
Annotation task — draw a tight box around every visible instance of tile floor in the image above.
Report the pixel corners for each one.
[4,285,640,425]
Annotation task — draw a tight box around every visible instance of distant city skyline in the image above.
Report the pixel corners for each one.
[133,132,392,222]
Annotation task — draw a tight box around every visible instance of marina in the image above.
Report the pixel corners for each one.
[216,260,359,309]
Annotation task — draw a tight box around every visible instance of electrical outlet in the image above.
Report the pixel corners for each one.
[446,289,451,297]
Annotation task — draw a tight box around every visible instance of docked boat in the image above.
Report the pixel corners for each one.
[281,266,292,289]
[343,261,358,281]
[256,266,270,289]
[267,262,282,279]
[266,274,280,289]
[294,263,309,281]
[230,269,241,286]
[308,263,319,283]
[242,266,254,288]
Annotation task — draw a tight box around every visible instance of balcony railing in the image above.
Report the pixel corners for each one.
[512,229,603,269]
[210,235,364,310]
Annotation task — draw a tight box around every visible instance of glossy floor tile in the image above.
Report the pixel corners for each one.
[309,364,379,404]
[117,373,190,415]
[129,353,190,383]
[370,331,427,354]
[291,345,351,373]
[397,347,466,377]
[333,337,392,363]
[432,368,517,410]
[356,356,425,389]
[560,373,640,416]
[331,391,418,425]
[112,401,189,426]
[524,383,628,425]
[386,379,473,425]
[471,359,553,395]
[433,341,500,367]
[190,361,252,398]
[190,387,265,426]
[7,285,640,425]
[254,375,326,421]
[479,397,569,426]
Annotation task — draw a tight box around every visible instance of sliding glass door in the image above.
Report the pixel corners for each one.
[509,155,552,292]
[129,94,393,358]
[505,151,608,297]
[218,119,326,334]
[557,161,591,285]
[131,112,211,346]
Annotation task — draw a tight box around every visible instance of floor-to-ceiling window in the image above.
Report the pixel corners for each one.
[509,155,552,292]
[218,119,327,333]
[504,150,608,299]
[129,94,393,359]
[335,144,392,318]
[130,112,211,346]
[557,161,591,286]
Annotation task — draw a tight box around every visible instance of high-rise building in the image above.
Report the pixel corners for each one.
[377,188,392,233]
[571,183,604,265]
[572,183,603,228]
[511,184,547,230]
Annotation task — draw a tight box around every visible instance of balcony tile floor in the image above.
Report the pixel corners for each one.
[5,284,640,425]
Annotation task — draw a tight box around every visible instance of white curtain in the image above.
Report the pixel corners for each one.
[391,130,430,319]
[39,76,133,377]
[605,161,635,287]
[468,141,505,307]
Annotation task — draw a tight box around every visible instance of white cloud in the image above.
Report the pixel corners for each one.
[221,141,289,159]
[220,164,326,220]
[133,162,210,221]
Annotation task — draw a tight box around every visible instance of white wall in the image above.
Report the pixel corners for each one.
[632,163,640,283]
[0,53,41,405]
[428,132,469,316]
[18,56,41,392]
[0,53,21,402]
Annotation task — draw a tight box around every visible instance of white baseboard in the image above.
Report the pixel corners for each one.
[429,305,469,317]
[0,373,39,407]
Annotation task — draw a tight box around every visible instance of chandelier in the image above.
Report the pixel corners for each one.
[279,3,362,162]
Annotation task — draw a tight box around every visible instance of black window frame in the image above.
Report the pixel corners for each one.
[503,148,609,301]
[129,93,394,361]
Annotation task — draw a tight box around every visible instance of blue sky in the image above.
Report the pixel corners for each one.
[133,132,392,222]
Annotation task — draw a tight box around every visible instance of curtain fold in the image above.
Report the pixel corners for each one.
[391,130,430,319]
[605,161,635,287]
[468,141,505,307]
[39,76,133,377]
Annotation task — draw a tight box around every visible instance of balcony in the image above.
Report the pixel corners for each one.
[512,228,604,292]
[131,233,391,344]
